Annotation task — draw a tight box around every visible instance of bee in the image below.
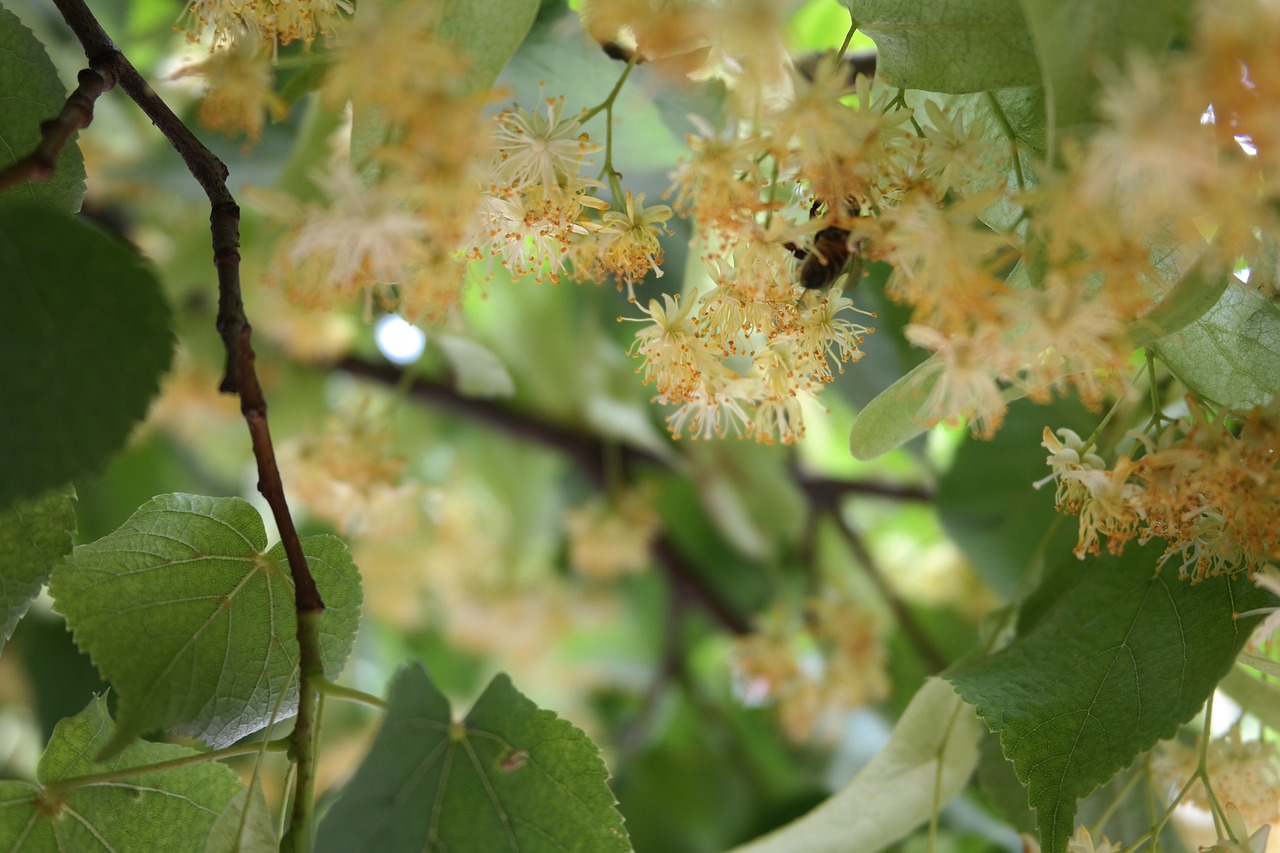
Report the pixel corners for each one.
[786,199,863,291]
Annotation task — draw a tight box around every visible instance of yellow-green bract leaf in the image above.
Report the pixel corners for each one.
[49,494,363,760]
[0,485,75,651]
[844,0,1040,92]
[1150,279,1280,410]
[316,663,632,853]
[0,203,173,512]
[435,333,516,398]
[728,679,982,853]
[0,697,242,852]
[0,6,86,212]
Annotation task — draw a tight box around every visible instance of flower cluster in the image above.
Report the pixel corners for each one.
[730,595,890,741]
[1154,730,1280,832]
[278,404,427,540]
[564,488,662,581]
[1038,402,1280,579]
[260,2,490,321]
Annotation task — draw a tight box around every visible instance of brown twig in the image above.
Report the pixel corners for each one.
[0,68,104,192]
[338,357,753,635]
[45,1,323,845]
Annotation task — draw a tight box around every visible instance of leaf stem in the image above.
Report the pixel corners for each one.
[42,739,288,797]
[317,678,390,709]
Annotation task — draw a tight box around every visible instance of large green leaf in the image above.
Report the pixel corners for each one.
[946,544,1271,853]
[49,493,363,759]
[728,678,982,853]
[1150,279,1280,410]
[0,486,75,651]
[0,6,86,212]
[0,203,173,512]
[316,663,632,853]
[844,0,1040,93]
[0,697,242,852]
[1017,0,1193,152]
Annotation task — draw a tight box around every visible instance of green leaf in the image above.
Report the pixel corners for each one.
[49,493,363,759]
[316,663,632,853]
[946,545,1272,853]
[0,6,87,212]
[1127,261,1232,349]
[728,678,983,853]
[1150,279,1280,410]
[937,396,1095,598]
[438,0,540,96]
[1017,0,1192,152]
[848,357,937,460]
[844,0,1041,93]
[204,783,277,853]
[0,485,75,650]
[0,203,173,512]
[0,697,242,853]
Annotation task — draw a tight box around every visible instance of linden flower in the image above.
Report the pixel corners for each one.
[1065,826,1121,853]
[904,324,1009,439]
[1064,455,1144,558]
[490,97,601,193]
[1034,427,1108,514]
[595,191,674,288]
[627,291,728,402]
[173,45,287,144]
[563,489,662,581]
[274,160,427,310]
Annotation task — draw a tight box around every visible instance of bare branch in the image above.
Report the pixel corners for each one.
[0,67,106,192]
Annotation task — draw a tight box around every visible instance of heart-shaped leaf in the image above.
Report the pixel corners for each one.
[0,697,242,852]
[317,663,632,852]
[947,544,1271,853]
[50,493,362,759]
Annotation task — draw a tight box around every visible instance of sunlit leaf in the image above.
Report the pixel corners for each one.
[1151,279,1280,410]
[316,663,632,853]
[0,6,86,212]
[0,204,173,512]
[843,0,1040,92]
[728,678,983,853]
[947,545,1271,853]
[0,697,241,852]
[50,493,363,759]
[0,485,75,651]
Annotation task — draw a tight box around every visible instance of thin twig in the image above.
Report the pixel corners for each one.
[338,357,752,634]
[0,68,105,192]
[831,512,950,674]
[45,1,325,846]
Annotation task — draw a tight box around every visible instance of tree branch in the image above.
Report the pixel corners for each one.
[47,1,324,846]
[0,68,105,192]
